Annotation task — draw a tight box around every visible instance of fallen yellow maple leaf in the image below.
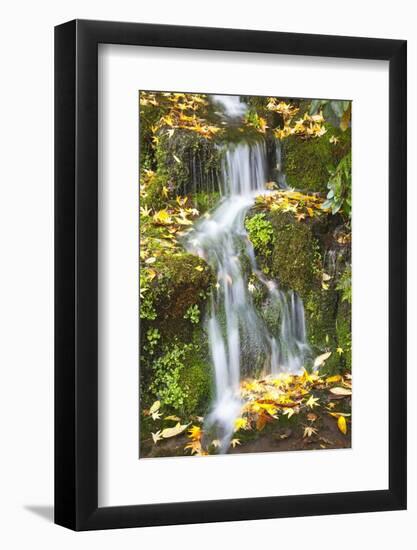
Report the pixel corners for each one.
[337,415,347,435]
[151,430,163,444]
[188,425,202,441]
[326,375,342,384]
[303,426,318,438]
[328,412,351,419]
[305,395,320,409]
[184,440,202,455]
[153,209,172,225]
[258,403,278,416]
[234,417,248,431]
[283,408,296,419]
[301,368,315,384]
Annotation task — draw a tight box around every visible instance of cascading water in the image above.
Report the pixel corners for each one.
[184,96,310,451]
[275,139,289,189]
[213,94,247,118]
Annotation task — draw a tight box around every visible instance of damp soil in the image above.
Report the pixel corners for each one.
[140,413,351,459]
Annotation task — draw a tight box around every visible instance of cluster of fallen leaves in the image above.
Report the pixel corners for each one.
[266,98,327,140]
[243,98,327,140]
[144,351,352,456]
[237,359,352,440]
[143,401,189,443]
[141,93,329,151]
[254,189,329,220]
[140,91,222,140]
[274,112,327,140]
[140,171,202,290]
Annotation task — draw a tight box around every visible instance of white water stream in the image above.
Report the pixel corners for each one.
[184,96,310,451]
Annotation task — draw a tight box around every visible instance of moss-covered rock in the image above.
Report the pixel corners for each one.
[304,289,338,357]
[256,210,347,370]
[269,211,322,297]
[179,353,213,415]
[336,299,352,370]
[155,130,223,197]
[143,336,212,416]
[154,252,213,321]
[282,127,351,193]
[140,250,214,415]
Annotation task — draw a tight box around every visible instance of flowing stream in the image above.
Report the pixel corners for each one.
[184,96,310,451]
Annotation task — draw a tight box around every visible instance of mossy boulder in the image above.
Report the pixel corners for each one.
[154,252,213,319]
[269,211,322,297]
[282,127,351,193]
[179,353,213,415]
[140,252,214,350]
[256,210,344,369]
[144,336,212,416]
[304,289,338,359]
[155,130,223,197]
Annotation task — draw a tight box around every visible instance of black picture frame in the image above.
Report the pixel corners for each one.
[55,19,407,531]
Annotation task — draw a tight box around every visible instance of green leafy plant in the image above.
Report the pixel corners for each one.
[149,343,191,410]
[149,340,206,411]
[322,153,351,218]
[184,304,200,324]
[309,99,351,131]
[139,272,157,320]
[245,213,276,258]
[145,327,160,355]
[336,265,352,304]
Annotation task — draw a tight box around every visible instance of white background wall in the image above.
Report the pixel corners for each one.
[0,1,414,547]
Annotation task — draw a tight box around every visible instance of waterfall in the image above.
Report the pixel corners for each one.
[184,98,310,451]
[275,139,289,189]
[213,94,247,118]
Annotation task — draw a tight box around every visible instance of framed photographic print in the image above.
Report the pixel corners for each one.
[55,20,407,530]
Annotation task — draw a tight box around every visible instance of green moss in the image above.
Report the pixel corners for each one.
[194,191,220,213]
[336,300,352,370]
[269,212,321,298]
[139,101,168,171]
[263,210,347,368]
[144,171,171,210]
[154,253,214,321]
[304,289,338,352]
[282,127,351,193]
[155,130,223,197]
[144,336,212,416]
[179,355,212,415]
